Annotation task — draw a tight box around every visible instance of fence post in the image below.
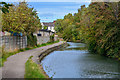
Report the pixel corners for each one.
[25,36,27,48]
[22,36,23,48]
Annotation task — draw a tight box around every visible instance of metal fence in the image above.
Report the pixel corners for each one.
[0,36,27,51]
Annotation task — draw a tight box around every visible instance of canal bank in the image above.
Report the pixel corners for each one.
[31,41,68,63]
[25,41,68,78]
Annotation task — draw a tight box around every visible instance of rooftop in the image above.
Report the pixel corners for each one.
[42,22,55,27]
[39,29,55,33]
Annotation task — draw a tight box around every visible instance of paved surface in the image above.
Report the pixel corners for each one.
[0,41,64,78]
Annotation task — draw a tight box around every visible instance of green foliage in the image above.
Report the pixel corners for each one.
[0,2,12,13]
[27,34,37,47]
[55,2,120,60]
[55,13,81,42]
[50,34,54,42]
[2,2,42,34]
[25,57,47,78]
[43,26,48,29]
[37,40,59,47]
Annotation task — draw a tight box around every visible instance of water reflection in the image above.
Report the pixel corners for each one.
[41,42,120,78]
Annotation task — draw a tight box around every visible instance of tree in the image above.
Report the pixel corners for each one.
[0,2,12,13]
[43,26,48,29]
[55,1,120,59]
[2,2,42,35]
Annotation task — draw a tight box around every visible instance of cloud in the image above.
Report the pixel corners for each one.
[41,19,52,21]
[32,2,84,22]
[4,0,91,2]
[39,13,55,17]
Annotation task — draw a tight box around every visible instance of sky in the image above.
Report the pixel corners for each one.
[5,0,91,22]
[28,2,91,22]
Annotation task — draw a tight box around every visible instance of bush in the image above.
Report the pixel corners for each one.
[50,34,54,42]
[87,40,97,53]
[27,33,37,47]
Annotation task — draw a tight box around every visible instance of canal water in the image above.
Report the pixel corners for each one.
[41,42,120,78]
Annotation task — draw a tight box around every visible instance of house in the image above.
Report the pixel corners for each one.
[41,21,55,32]
[33,29,54,37]
[39,29,54,36]
[33,21,56,37]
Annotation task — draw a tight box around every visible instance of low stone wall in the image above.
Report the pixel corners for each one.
[37,36,59,45]
[37,36,50,45]
[38,42,68,62]
[54,36,59,41]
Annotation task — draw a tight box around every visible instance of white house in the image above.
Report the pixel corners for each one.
[33,22,56,37]
[41,22,55,32]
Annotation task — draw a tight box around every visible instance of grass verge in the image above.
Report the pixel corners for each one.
[24,56,48,78]
[0,41,59,67]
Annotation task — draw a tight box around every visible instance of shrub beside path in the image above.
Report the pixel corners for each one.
[0,41,65,78]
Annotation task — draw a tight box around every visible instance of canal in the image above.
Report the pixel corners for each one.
[41,42,120,78]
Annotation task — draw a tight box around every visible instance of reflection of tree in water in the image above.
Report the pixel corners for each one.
[65,47,87,50]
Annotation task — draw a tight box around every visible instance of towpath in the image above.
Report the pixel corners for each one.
[1,41,64,78]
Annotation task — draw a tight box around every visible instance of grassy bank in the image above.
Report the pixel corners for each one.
[0,41,59,67]
[25,56,48,78]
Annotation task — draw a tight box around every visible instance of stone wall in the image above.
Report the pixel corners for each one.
[54,36,59,41]
[37,36,50,45]
[38,42,68,62]
[0,35,59,51]
[37,36,58,45]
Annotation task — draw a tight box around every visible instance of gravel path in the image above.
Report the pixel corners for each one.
[1,41,64,78]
